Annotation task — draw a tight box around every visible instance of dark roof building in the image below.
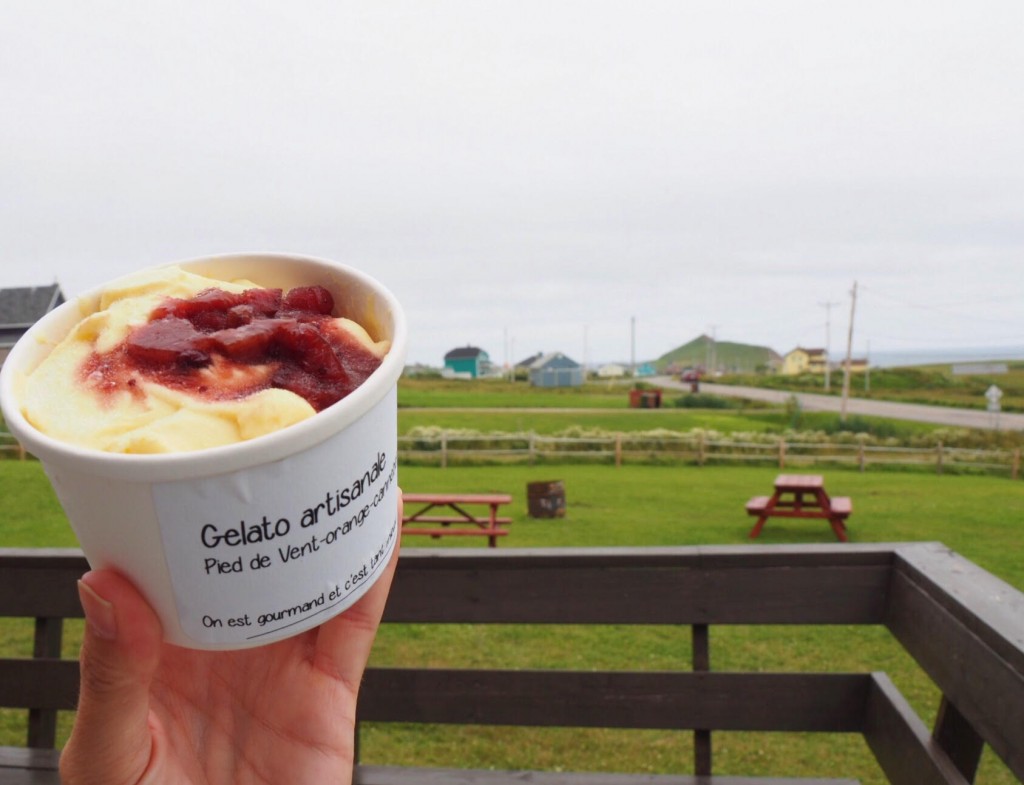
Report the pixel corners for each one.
[515,352,543,369]
[444,346,486,361]
[0,284,66,364]
[443,346,491,379]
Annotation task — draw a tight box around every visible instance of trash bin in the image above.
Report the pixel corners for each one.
[643,390,662,408]
[527,480,566,518]
[628,389,662,408]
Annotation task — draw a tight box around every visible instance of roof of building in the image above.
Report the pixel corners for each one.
[444,345,487,361]
[529,352,581,370]
[788,346,826,357]
[516,352,544,368]
[0,284,65,328]
[0,284,66,347]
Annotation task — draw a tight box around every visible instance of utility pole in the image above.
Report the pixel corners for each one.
[509,336,516,382]
[840,281,858,422]
[707,324,719,376]
[583,324,589,381]
[630,316,636,377]
[865,339,871,393]
[818,300,840,391]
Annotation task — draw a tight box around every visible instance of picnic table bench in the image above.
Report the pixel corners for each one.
[3,543,1024,784]
[401,492,512,547]
[747,474,852,541]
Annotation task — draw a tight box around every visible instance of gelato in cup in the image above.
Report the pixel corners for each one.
[0,253,407,649]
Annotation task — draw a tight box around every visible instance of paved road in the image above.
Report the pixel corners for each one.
[652,376,1024,431]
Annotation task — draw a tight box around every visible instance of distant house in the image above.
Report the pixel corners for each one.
[844,358,869,373]
[443,346,491,379]
[527,352,584,387]
[782,347,828,375]
[0,283,66,366]
[597,363,626,378]
[516,352,543,370]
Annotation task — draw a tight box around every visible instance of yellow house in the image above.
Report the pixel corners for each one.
[782,347,828,375]
[845,358,869,373]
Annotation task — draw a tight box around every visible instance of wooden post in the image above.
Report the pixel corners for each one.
[692,624,711,777]
[529,433,536,466]
[778,438,786,469]
[440,433,448,469]
[615,433,622,468]
[353,721,361,772]
[697,432,706,467]
[1012,448,1021,481]
[936,442,944,475]
[858,442,866,472]
[28,617,63,748]
[933,697,984,782]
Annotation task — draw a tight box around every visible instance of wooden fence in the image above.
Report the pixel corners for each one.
[399,431,1024,479]
[5,429,1021,479]
[0,433,26,461]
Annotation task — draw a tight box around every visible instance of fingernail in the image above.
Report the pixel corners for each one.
[78,579,118,641]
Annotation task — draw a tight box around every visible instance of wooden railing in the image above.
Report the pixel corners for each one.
[2,543,1022,783]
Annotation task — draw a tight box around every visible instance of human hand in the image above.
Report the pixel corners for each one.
[59,499,401,785]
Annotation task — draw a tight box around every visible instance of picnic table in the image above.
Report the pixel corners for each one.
[746,474,852,542]
[401,492,513,547]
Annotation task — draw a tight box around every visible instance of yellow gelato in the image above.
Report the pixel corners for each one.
[20,266,389,454]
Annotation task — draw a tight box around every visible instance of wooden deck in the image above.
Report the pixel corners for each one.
[1,543,1022,784]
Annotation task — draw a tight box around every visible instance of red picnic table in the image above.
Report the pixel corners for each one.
[746,474,852,542]
[401,492,513,548]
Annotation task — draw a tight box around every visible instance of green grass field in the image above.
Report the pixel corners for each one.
[404,363,1024,414]
[399,379,634,408]
[397,378,1011,449]
[2,458,1022,783]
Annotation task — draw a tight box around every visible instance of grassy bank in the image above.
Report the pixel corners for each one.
[719,362,1024,413]
[399,407,787,435]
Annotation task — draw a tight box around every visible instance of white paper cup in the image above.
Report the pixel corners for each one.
[0,253,407,649]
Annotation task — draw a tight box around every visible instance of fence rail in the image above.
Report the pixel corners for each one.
[0,433,26,460]
[400,432,1023,479]
[5,429,1021,479]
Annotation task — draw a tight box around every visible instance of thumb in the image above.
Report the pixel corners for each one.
[60,570,163,785]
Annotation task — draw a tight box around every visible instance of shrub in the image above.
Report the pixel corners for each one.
[672,394,735,409]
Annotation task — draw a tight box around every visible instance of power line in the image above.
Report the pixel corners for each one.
[859,284,1021,325]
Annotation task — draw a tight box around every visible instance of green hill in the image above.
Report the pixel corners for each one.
[656,334,781,374]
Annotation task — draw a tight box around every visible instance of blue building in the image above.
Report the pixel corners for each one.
[443,346,491,378]
[527,352,584,387]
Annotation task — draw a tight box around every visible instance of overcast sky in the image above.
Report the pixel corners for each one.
[2,1,1023,367]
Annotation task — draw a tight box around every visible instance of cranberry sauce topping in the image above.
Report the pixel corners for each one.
[83,285,383,411]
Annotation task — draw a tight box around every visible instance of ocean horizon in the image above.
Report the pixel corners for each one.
[866,345,1024,369]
